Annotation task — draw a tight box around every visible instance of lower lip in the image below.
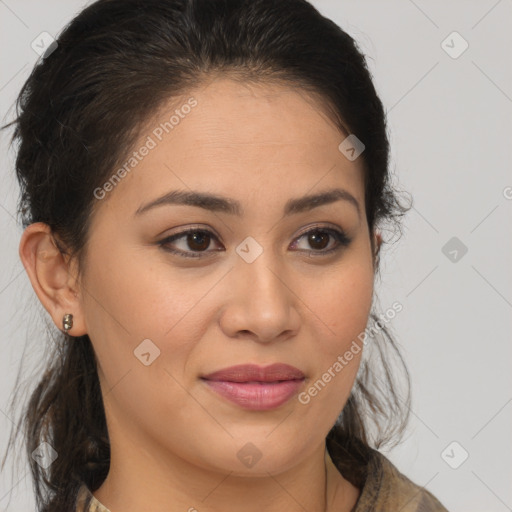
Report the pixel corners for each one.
[201,378,304,410]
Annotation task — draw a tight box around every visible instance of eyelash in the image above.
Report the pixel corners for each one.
[158,225,352,259]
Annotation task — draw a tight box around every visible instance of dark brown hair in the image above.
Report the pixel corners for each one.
[1,0,412,510]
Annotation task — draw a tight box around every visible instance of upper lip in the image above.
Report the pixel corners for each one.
[201,363,305,382]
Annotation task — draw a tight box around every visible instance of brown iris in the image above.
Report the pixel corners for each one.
[186,232,211,251]
[307,231,330,251]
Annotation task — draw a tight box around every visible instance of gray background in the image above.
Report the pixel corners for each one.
[1,1,511,511]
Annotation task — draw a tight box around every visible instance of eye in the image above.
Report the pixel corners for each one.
[290,226,352,256]
[158,227,223,259]
[158,225,351,259]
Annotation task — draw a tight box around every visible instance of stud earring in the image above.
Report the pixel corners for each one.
[62,313,74,334]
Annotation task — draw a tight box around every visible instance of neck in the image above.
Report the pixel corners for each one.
[93,429,358,512]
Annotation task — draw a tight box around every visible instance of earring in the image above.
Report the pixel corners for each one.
[62,313,74,334]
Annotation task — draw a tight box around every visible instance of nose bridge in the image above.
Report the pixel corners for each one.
[235,235,285,304]
[222,234,298,341]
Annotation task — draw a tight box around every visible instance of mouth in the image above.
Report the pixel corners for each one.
[200,363,306,410]
[201,362,305,382]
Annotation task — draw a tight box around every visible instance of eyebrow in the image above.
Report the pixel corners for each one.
[134,187,360,219]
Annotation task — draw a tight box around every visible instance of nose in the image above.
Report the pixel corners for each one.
[218,248,300,343]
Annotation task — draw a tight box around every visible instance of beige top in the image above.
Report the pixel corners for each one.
[75,447,449,512]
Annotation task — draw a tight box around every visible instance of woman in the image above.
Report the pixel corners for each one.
[1,0,449,511]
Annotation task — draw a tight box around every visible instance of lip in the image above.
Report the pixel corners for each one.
[201,363,305,411]
[202,363,305,382]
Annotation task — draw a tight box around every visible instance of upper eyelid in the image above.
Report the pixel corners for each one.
[161,224,348,247]
[162,223,345,238]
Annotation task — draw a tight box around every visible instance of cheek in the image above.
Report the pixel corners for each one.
[304,259,374,351]
[84,243,212,343]
[297,259,373,405]
[81,251,208,441]
[81,246,215,404]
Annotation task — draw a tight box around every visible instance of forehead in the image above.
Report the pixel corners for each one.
[93,77,365,218]
[172,77,344,150]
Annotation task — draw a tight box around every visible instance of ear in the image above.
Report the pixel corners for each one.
[18,222,87,336]
[372,229,382,270]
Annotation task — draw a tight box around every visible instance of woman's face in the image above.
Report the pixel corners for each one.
[80,77,377,476]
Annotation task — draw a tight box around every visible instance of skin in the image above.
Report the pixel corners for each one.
[19,77,382,512]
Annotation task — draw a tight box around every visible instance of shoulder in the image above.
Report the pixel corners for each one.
[351,447,450,512]
[75,484,111,512]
